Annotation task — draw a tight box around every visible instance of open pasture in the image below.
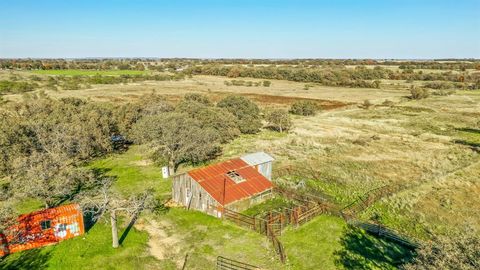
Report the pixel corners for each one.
[30,69,150,76]
[2,74,411,106]
[1,67,479,269]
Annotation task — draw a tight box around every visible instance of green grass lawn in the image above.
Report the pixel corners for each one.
[31,69,149,76]
[2,144,417,270]
[455,127,480,148]
[0,220,161,270]
[280,215,415,270]
[13,197,44,214]
[150,208,283,270]
[89,145,171,199]
[242,197,294,217]
[280,215,346,270]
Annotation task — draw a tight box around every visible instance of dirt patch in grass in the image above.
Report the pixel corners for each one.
[136,219,183,267]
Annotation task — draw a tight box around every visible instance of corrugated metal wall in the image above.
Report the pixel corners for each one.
[257,161,272,180]
[0,204,84,256]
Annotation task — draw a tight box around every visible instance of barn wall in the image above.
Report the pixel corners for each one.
[172,173,220,217]
[173,172,274,217]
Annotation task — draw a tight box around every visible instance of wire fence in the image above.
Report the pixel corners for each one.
[222,188,333,264]
[340,185,420,249]
[216,256,260,270]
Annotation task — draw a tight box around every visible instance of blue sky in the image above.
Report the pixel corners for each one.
[0,0,479,58]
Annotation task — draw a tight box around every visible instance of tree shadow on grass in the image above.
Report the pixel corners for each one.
[118,200,170,245]
[456,127,480,134]
[454,128,480,152]
[0,249,51,270]
[119,212,139,245]
[453,139,480,153]
[334,226,416,270]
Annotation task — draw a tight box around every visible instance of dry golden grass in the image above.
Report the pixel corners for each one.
[2,74,410,105]
[3,70,478,238]
[222,92,480,238]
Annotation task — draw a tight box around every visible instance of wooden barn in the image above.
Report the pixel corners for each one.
[172,152,275,217]
[0,204,85,257]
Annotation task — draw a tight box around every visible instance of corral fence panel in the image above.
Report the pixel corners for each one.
[216,256,260,270]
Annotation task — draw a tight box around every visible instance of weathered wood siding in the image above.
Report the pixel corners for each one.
[172,172,273,217]
[172,173,221,217]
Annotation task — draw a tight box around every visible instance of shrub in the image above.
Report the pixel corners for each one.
[361,99,373,109]
[237,115,263,134]
[303,83,314,90]
[231,80,245,86]
[183,93,212,105]
[410,86,430,100]
[423,81,454,90]
[432,90,455,96]
[195,107,240,143]
[217,95,262,134]
[263,80,271,87]
[0,80,37,94]
[289,100,317,116]
[382,99,395,107]
[266,109,292,133]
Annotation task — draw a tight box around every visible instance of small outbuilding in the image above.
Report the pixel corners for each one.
[0,204,85,257]
[172,152,275,217]
[240,152,274,180]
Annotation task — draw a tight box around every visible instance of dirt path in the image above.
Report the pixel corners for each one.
[135,219,184,267]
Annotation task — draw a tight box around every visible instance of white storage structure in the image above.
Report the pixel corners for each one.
[240,152,274,180]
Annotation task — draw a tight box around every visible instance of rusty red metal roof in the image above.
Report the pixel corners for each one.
[1,204,85,257]
[188,158,273,206]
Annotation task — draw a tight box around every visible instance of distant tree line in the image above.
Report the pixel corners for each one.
[224,79,271,87]
[186,64,480,88]
[0,73,185,95]
[187,65,384,88]
[2,59,479,71]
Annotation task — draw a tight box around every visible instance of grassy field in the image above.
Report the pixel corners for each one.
[89,145,171,199]
[2,74,410,105]
[30,69,149,76]
[1,139,418,270]
[0,220,162,270]
[220,92,480,238]
[1,72,479,269]
[281,216,415,270]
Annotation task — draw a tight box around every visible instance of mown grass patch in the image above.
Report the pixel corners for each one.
[31,69,149,76]
[242,197,294,217]
[13,197,44,214]
[280,215,346,270]
[0,221,161,270]
[148,208,283,269]
[89,145,170,199]
[455,127,480,148]
[280,214,415,270]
